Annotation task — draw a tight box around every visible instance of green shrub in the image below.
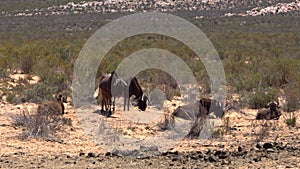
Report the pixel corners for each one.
[285,117,296,127]
[7,78,60,104]
[6,92,17,104]
[248,88,278,109]
[0,68,8,79]
[20,55,34,74]
[21,83,57,103]
[212,129,225,138]
[283,84,300,112]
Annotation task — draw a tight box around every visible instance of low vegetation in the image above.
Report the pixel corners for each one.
[285,117,296,127]
[9,108,72,139]
[0,14,299,111]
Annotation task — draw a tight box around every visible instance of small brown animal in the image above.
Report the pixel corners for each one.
[256,101,281,120]
[37,94,67,118]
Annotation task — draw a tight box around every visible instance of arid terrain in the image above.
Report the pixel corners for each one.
[0,87,300,168]
[0,0,299,168]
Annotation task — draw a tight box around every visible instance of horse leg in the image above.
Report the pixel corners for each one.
[101,99,104,112]
[127,97,130,111]
[108,98,112,117]
[113,96,116,113]
[123,97,126,111]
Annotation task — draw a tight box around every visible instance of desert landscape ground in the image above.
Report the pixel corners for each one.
[0,94,300,168]
[0,0,300,168]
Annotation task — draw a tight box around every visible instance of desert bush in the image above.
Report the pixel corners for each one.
[247,88,278,109]
[156,113,175,131]
[44,73,69,92]
[255,122,272,142]
[212,128,225,138]
[9,109,31,127]
[6,78,62,104]
[283,84,300,112]
[0,68,8,79]
[62,117,72,126]
[10,108,69,139]
[21,83,57,103]
[20,55,34,74]
[285,117,296,127]
[6,92,18,104]
[166,87,181,100]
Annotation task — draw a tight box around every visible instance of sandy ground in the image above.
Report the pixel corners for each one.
[0,99,300,168]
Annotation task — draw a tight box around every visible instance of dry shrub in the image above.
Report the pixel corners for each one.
[10,108,69,139]
[156,112,175,131]
[255,121,272,142]
[283,85,299,112]
[212,128,225,139]
[185,115,207,139]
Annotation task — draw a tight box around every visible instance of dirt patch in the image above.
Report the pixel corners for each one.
[0,102,300,168]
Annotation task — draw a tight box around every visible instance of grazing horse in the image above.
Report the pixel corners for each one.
[98,71,117,116]
[124,77,148,111]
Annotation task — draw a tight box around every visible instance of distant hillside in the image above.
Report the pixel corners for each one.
[0,0,298,17]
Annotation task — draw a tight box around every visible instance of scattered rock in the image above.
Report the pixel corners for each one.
[87,152,96,158]
[110,146,159,158]
[208,156,217,163]
[263,143,273,149]
[214,150,228,159]
[253,156,261,162]
[79,152,85,157]
[139,145,158,152]
[238,145,244,152]
[64,161,72,164]
[205,149,211,155]
[171,157,180,162]
[256,143,262,149]
[266,148,275,153]
[105,152,112,157]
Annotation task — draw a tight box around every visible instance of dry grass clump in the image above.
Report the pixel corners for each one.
[9,108,71,139]
[156,109,175,131]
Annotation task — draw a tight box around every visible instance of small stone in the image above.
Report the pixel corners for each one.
[253,156,261,162]
[105,152,112,156]
[256,143,262,149]
[169,151,179,155]
[266,148,275,153]
[263,143,273,149]
[205,149,211,155]
[79,152,85,157]
[208,156,217,162]
[171,157,180,162]
[87,152,96,158]
[238,145,244,152]
[161,151,168,156]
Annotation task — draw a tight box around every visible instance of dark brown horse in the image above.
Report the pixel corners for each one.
[124,77,148,111]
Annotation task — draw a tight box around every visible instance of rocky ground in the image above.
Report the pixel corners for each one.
[0,98,299,168]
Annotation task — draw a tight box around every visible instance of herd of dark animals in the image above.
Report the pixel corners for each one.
[36,71,282,134]
[95,71,149,117]
[93,71,281,120]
